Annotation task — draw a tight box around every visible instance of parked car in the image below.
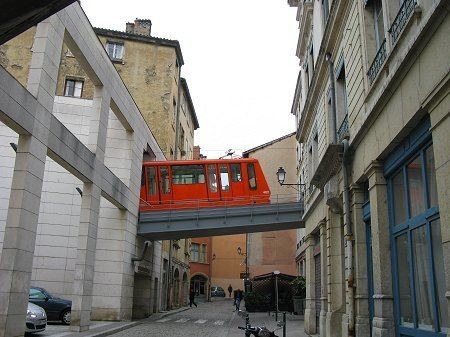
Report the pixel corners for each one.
[211,286,226,297]
[25,302,47,334]
[28,287,71,325]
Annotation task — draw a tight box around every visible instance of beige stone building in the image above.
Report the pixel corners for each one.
[287,0,449,336]
[243,133,299,278]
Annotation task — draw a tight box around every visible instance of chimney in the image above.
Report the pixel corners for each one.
[193,146,201,160]
[133,19,152,36]
[126,22,135,34]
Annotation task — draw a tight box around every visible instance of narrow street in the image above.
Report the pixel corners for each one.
[109,298,305,337]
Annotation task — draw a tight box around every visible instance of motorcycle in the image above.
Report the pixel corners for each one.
[237,310,281,337]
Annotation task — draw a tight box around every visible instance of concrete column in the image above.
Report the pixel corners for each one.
[0,16,64,337]
[304,234,317,335]
[319,220,327,337]
[71,87,110,332]
[0,135,47,337]
[70,183,101,332]
[326,209,345,337]
[366,161,394,337]
[350,184,371,337]
[429,103,450,336]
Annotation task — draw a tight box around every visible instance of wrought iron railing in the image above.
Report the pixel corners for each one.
[337,114,349,141]
[367,38,387,84]
[389,0,417,43]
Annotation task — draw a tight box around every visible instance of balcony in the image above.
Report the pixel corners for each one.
[367,39,387,84]
[337,115,349,142]
[389,0,417,43]
[296,0,314,60]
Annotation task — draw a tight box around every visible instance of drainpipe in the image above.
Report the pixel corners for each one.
[131,240,151,262]
[326,53,337,144]
[342,138,355,336]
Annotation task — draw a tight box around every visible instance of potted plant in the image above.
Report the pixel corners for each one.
[290,276,306,315]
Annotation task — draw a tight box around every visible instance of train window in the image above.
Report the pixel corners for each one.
[146,167,157,195]
[160,166,171,193]
[220,165,230,191]
[231,164,242,182]
[207,165,218,192]
[172,165,206,184]
[247,163,257,190]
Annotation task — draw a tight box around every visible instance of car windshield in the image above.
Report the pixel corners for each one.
[218,287,224,291]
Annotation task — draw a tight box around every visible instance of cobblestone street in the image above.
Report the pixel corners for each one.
[109,298,305,337]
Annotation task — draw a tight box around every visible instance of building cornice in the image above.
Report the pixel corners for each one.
[180,77,200,130]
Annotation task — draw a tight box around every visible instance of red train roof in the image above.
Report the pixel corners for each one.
[142,158,259,166]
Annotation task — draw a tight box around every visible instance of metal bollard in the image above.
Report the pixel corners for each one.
[283,312,286,337]
[245,313,250,337]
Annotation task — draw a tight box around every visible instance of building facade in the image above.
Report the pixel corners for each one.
[288,0,449,336]
[190,237,213,300]
[211,234,247,293]
[243,133,299,278]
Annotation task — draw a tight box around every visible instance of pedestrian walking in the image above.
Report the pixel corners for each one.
[235,288,243,311]
[233,289,237,306]
[228,284,233,298]
[189,288,198,308]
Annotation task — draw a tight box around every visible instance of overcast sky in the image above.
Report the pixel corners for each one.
[82,1,299,159]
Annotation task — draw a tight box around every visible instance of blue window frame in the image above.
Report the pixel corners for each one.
[386,119,447,336]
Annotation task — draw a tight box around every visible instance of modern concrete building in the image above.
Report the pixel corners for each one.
[287,0,449,336]
[243,133,299,278]
[0,3,175,335]
[1,16,200,314]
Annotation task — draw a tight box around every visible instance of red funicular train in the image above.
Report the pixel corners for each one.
[140,158,271,211]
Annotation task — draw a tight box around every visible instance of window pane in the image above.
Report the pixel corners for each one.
[64,80,74,96]
[220,165,230,191]
[231,164,242,182]
[160,166,171,193]
[425,145,438,208]
[431,219,449,332]
[146,167,157,196]
[392,169,407,224]
[407,156,425,218]
[247,163,257,190]
[207,165,217,193]
[73,81,82,98]
[172,165,205,184]
[396,233,414,327]
[412,226,434,330]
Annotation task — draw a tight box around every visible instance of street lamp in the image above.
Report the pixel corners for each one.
[276,166,306,191]
[274,270,280,321]
[237,246,250,291]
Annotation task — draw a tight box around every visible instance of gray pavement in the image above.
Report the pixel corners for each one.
[107,298,307,337]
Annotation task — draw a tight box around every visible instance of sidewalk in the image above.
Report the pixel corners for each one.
[34,307,190,337]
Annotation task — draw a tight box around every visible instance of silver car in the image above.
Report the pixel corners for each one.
[25,302,47,334]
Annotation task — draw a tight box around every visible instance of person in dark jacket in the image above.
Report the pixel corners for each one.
[228,284,233,298]
[235,289,243,311]
[189,288,198,308]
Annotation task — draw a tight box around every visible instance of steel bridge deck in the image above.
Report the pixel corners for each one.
[138,201,304,240]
